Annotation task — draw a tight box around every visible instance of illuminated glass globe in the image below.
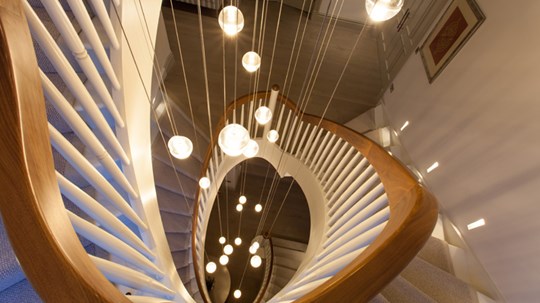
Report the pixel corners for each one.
[218,123,250,157]
[219,254,229,265]
[239,195,247,204]
[234,237,242,246]
[255,204,262,212]
[365,0,403,22]
[252,241,260,250]
[236,204,243,212]
[255,106,272,125]
[242,139,259,158]
[199,177,210,189]
[224,244,234,255]
[218,6,244,36]
[267,130,279,143]
[167,136,193,159]
[219,236,226,244]
[249,243,259,254]
[233,289,242,299]
[242,51,261,72]
[206,261,217,274]
[250,255,262,268]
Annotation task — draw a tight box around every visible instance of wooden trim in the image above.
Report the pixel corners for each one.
[193,88,438,302]
[0,2,130,302]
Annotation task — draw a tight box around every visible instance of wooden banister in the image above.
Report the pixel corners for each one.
[0,2,130,302]
[193,87,438,302]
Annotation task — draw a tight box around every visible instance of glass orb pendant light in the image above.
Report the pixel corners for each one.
[219,236,226,244]
[267,130,279,143]
[255,106,272,125]
[218,123,250,157]
[219,255,229,265]
[233,289,242,299]
[365,0,403,22]
[239,195,247,204]
[236,204,243,212]
[255,204,262,212]
[243,139,259,158]
[199,177,210,189]
[224,244,234,255]
[167,136,193,159]
[234,237,242,246]
[250,255,262,268]
[218,5,244,36]
[242,51,261,72]
[206,261,217,274]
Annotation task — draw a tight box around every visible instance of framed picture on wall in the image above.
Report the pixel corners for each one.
[419,0,485,83]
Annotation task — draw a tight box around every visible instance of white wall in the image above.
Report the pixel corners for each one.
[378,1,540,302]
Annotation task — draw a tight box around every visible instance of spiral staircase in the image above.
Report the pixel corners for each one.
[0,1,498,302]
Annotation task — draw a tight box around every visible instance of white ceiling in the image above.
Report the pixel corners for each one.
[379,0,540,301]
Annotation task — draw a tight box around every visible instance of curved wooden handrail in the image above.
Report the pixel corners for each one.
[0,2,130,302]
[193,85,438,302]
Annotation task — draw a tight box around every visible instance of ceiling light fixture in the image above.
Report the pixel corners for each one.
[400,120,409,131]
[199,177,210,189]
[219,255,229,265]
[366,0,404,22]
[267,130,279,143]
[206,261,217,274]
[167,136,193,159]
[239,195,247,204]
[426,162,439,173]
[219,236,226,244]
[255,204,262,212]
[254,106,272,125]
[218,5,244,36]
[218,123,250,157]
[234,237,242,246]
[236,204,243,212]
[242,51,261,72]
[467,218,486,230]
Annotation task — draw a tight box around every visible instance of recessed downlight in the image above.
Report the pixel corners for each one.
[426,162,439,173]
[467,218,485,230]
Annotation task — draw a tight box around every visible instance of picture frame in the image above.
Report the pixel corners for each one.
[419,0,485,83]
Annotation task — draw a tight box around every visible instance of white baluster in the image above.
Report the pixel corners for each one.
[304,128,324,165]
[48,124,146,229]
[41,72,137,198]
[283,115,298,152]
[329,181,385,225]
[329,166,376,212]
[67,0,121,88]
[68,211,163,277]
[316,138,343,177]
[278,110,292,149]
[312,133,337,173]
[299,125,318,162]
[38,0,124,127]
[24,3,129,165]
[327,159,369,204]
[323,147,356,192]
[56,172,153,259]
[90,256,175,298]
[309,132,330,170]
[289,121,305,155]
[320,142,348,183]
[328,194,389,238]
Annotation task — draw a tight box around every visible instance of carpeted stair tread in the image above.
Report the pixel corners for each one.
[152,142,203,182]
[165,232,192,252]
[171,250,192,269]
[273,247,304,265]
[183,276,199,296]
[272,237,308,252]
[401,257,478,303]
[370,294,390,303]
[417,237,454,274]
[155,186,194,216]
[381,275,436,303]
[0,279,42,303]
[153,159,198,199]
[161,212,192,233]
[0,219,26,293]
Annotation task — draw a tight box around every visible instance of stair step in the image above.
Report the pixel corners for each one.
[272,237,308,252]
[0,280,42,303]
[272,264,297,281]
[183,276,199,297]
[273,247,305,265]
[153,159,198,199]
[152,141,203,182]
[161,211,192,233]
[165,232,192,251]
[171,250,192,269]
[155,187,194,216]
[0,220,26,293]
[381,275,436,303]
[401,257,479,303]
[417,237,454,274]
[370,294,390,303]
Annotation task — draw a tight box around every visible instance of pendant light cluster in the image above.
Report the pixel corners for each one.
[365,0,404,22]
